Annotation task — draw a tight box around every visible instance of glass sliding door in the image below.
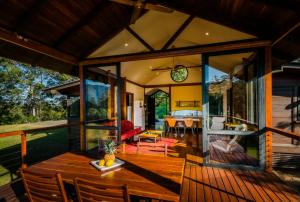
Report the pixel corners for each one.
[83,64,121,152]
[202,51,263,168]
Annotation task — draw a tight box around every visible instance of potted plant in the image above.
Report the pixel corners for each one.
[104,139,116,162]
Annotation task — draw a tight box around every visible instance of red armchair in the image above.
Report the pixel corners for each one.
[121,120,141,141]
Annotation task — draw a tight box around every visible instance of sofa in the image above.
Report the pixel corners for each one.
[121,120,141,141]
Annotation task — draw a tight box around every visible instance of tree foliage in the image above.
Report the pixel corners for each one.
[0,57,77,125]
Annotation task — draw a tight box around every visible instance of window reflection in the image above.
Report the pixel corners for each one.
[207,52,260,167]
[84,67,118,126]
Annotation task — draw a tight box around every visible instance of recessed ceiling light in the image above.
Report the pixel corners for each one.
[149,65,153,69]
[205,32,210,36]
[124,43,129,47]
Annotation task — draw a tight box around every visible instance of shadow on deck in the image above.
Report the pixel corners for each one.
[1,133,299,201]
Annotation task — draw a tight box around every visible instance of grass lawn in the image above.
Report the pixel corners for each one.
[0,120,69,186]
[0,120,67,133]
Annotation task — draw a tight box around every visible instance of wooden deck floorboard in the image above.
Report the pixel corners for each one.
[1,162,300,202]
[180,163,300,202]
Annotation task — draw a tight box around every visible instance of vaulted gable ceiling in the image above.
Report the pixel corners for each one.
[0,0,299,75]
[88,10,254,58]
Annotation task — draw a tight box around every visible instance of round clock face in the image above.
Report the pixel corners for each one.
[170,65,188,82]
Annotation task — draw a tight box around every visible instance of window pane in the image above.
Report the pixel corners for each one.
[84,67,118,126]
[207,52,260,167]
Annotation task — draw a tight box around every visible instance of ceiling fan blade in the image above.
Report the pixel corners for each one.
[144,3,174,13]
[152,67,173,71]
[151,65,173,71]
[187,65,202,69]
[110,0,135,6]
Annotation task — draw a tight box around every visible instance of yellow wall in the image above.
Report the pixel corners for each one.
[171,85,202,111]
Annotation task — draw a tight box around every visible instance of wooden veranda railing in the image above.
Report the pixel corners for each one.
[267,127,300,140]
[0,122,80,169]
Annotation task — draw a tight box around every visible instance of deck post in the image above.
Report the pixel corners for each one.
[21,132,27,168]
[265,46,273,172]
[258,47,273,171]
[116,63,122,145]
[202,54,209,164]
[79,64,86,151]
[257,50,266,170]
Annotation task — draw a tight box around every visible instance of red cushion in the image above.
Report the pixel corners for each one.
[121,120,134,133]
[120,120,141,141]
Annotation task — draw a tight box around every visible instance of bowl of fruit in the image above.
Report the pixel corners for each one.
[90,139,124,171]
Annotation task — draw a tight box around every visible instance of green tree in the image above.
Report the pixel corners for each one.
[0,57,77,124]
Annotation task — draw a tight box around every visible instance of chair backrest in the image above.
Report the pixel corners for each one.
[211,117,225,130]
[137,142,168,156]
[235,124,248,132]
[20,169,68,202]
[74,178,130,202]
[227,124,248,146]
[166,118,177,127]
[184,118,194,128]
[197,118,203,128]
[121,120,134,133]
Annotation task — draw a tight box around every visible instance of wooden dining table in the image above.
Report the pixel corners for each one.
[26,152,185,201]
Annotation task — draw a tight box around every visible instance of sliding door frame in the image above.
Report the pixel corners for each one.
[79,62,122,151]
[201,47,272,170]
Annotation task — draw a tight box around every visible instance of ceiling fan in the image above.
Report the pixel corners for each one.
[151,64,202,72]
[110,0,174,24]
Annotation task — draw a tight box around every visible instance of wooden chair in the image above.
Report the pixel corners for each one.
[74,177,130,202]
[209,117,226,142]
[211,124,247,153]
[20,169,68,202]
[137,142,168,156]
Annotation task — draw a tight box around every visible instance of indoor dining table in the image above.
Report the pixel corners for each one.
[26,152,185,201]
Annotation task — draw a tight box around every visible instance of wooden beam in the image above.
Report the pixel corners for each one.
[13,0,48,32]
[251,0,300,13]
[272,21,300,46]
[162,15,194,50]
[121,77,127,120]
[81,39,272,66]
[144,82,202,88]
[53,0,108,47]
[116,63,122,144]
[126,26,154,51]
[81,10,148,58]
[0,28,77,64]
[265,46,272,172]
[125,79,144,88]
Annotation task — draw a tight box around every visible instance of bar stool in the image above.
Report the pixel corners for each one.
[184,118,195,135]
[166,117,177,136]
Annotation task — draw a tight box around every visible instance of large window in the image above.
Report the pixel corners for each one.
[85,68,118,123]
[83,65,120,151]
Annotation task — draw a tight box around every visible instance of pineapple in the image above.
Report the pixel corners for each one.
[104,139,116,162]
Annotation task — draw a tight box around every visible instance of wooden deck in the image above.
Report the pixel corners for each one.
[181,163,300,202]
[1,162,300,202]
[210,145,258,166]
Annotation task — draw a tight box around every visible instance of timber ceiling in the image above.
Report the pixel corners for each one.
[0,0,299,75]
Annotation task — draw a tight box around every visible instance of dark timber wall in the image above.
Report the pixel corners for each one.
[272,68,300,168]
